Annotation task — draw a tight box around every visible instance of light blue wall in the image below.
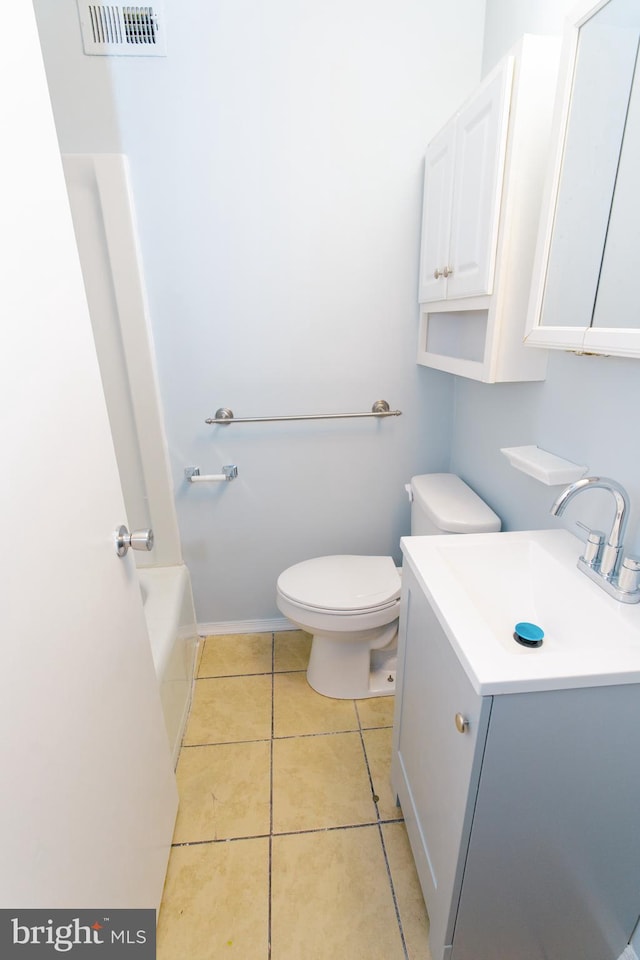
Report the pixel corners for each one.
[118,0,484,625]
[107,0,488,625]
[451,0,640,558]
[450,351,640,550]
[33,0,486,624]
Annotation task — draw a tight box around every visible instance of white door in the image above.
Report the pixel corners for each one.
[0,0,178,910]
[418,122,455,303]
[447,58,513,300]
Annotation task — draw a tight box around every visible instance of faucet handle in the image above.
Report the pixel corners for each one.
[576,521,605,568]
[618,556,640,595]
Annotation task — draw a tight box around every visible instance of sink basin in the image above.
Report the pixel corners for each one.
[400,529,640,694]
[437,535,640,655]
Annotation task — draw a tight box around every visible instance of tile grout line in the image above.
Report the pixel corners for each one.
[195,667,304,680]
[355,701,410,960]
[170,818,406,849]
[181,725,394,751]
[377,822,410,960]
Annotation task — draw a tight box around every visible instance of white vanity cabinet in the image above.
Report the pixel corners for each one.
[392,559,640,960]
[417,35,560,382]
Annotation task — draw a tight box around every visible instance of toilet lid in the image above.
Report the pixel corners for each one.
[277,555,401,613]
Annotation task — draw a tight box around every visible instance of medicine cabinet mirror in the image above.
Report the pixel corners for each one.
[525,0,640,358]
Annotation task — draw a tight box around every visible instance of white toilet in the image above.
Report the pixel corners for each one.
[276,473,501,699]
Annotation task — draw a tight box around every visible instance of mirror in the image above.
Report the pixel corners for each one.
[526,0,640,357]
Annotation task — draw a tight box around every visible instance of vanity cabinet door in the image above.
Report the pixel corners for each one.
[418,58,513,304]
[451,685,640,960]
[391,564,491,960]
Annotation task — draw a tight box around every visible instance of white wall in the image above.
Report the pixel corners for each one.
[450,0,640,562]
[481,0,574,74]
[32,1,122,151]
[34,0,486,624]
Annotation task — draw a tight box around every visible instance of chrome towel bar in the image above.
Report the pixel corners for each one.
[206,400,402,425]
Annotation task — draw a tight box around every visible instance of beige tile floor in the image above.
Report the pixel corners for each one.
[157,630,431,960]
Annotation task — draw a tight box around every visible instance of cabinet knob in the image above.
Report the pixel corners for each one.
[443,266,454,278]
[455,713,470,734]
[433,268,444,279]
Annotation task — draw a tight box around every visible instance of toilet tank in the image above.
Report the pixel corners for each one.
[410,473,501,536]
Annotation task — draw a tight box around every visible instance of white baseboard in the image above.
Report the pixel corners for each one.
[197,617,295,636]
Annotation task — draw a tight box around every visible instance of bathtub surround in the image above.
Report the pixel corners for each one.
[61,151,199,757]
[62,153,183,568]
[139,566,198,766]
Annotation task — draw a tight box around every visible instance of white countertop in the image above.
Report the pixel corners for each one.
[401,528,640,696]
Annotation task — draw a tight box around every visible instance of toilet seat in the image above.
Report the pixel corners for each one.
[277,555,400,614]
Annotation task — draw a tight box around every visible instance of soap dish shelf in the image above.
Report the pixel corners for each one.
[500,445,587,486]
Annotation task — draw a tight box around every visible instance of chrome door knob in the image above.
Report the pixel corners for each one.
[455,713,470,734]
[115,525,154,557]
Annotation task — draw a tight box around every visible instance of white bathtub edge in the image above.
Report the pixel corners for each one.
[139,564,198,767]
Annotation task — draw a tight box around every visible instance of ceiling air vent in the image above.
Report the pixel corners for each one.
[76,2,167,56]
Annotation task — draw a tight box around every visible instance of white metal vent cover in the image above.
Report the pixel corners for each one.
[76,2,167,56]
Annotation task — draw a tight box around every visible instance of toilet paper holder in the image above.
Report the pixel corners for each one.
[185,465,238,483]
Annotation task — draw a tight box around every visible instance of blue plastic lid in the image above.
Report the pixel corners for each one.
[514,621,544,646]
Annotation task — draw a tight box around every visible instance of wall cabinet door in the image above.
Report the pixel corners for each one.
[418,58,513,304]
[391,565,491,960]
[447,62,512,298]
[417,124,455,302]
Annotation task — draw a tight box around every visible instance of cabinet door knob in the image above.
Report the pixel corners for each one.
[455,713,470,734]
[443,265,454,278]
[433,268,444,279]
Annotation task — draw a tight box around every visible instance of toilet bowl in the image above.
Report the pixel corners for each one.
[277,554,401,700]
[276,473,501,699]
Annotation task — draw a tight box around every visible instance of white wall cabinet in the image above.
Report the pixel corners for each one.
[418,60,512,304]
[392,561,640,960]
[417,35,560,382]
[525,0,640,359]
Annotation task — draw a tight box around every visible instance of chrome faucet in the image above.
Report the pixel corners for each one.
[551,476,640,603]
